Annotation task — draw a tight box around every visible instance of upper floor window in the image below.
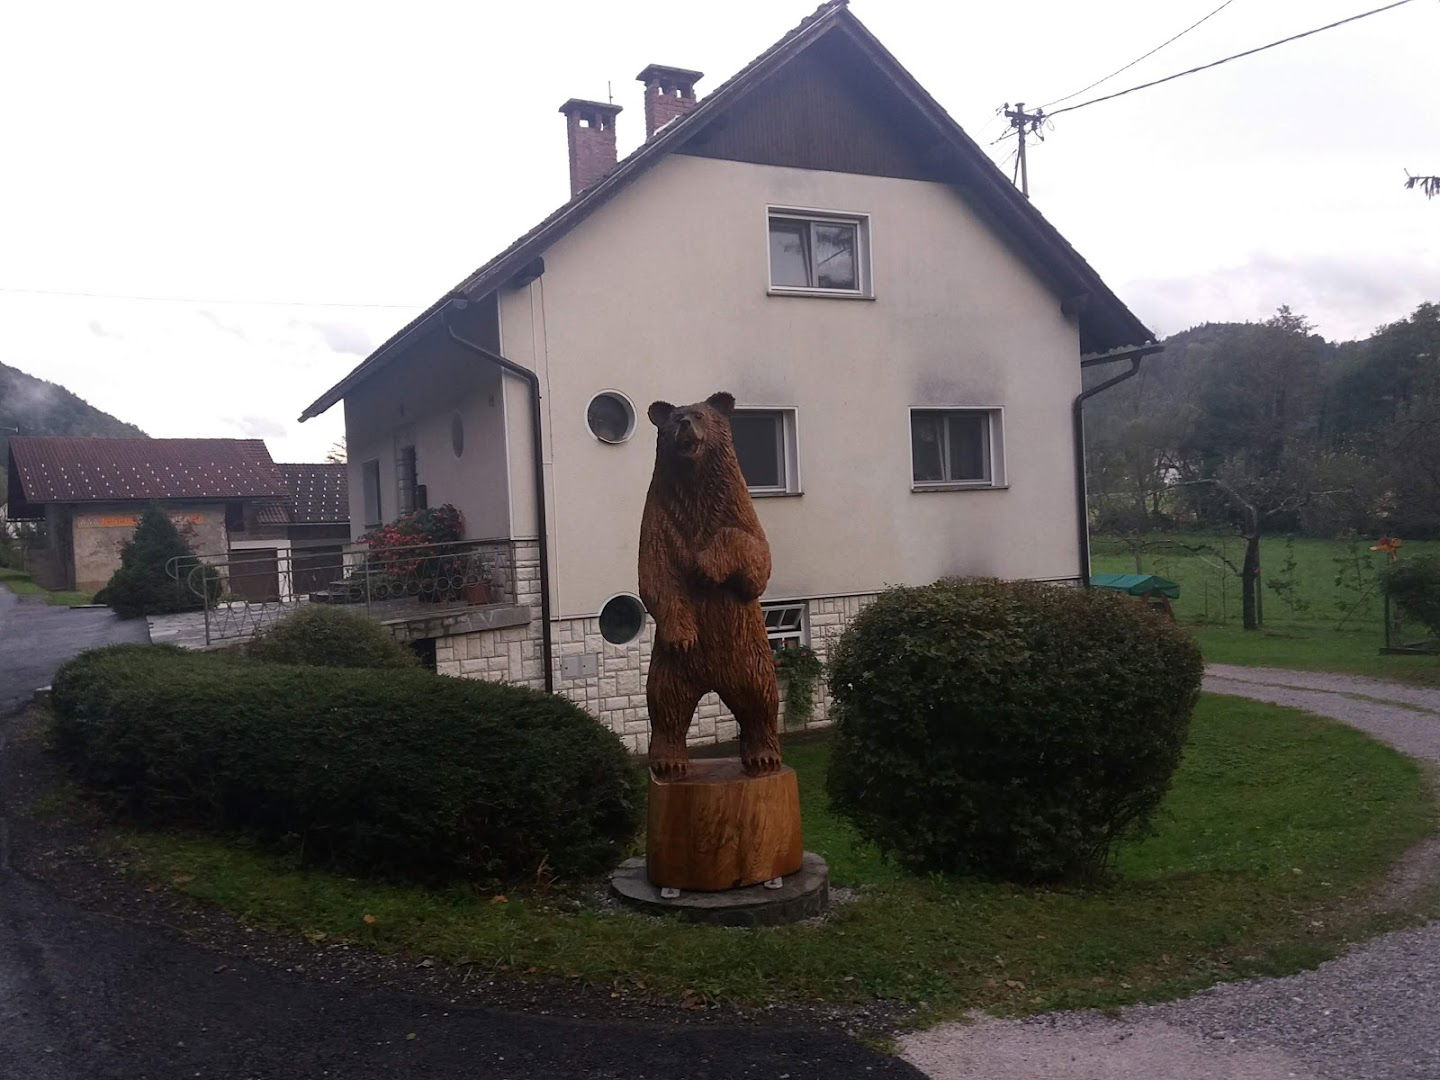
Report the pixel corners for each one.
[731,408,800,495]
[910,408,1005,489]
[767,209,870,296]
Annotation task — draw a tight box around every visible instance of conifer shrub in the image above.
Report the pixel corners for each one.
[51,645,642,883]
[93,506,219,618]
[245,604,418,669]
[826,579,1204,882]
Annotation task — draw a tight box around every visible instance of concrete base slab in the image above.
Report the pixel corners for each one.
[609,852,829,926]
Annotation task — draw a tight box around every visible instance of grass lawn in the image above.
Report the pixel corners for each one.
[1091,533,1440,684]
[0,567,95,607]
[92,695,1433,1021]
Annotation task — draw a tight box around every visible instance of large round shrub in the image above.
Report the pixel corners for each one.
[826,579,1204,881]
[51,645,642,883]
[245,604,419,669]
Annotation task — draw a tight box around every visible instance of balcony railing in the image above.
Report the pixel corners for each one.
[164,538,515,646]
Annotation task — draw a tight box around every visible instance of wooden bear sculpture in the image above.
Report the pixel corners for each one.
[639,392,782,779]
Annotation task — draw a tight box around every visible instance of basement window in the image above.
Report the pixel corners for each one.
[762,601,808,653]
[767,209,870,296]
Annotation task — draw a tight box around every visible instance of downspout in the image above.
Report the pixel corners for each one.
[1072,344,1165,587]
[443,300,555,693]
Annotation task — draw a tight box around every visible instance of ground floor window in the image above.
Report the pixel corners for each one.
[732,408,800,495]
[910,407,1004,488]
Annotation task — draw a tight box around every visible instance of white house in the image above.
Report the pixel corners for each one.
[300,0,1156,752]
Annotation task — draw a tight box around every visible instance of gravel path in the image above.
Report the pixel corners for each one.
[901,665,1440,1080]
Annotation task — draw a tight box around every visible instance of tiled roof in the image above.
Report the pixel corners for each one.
[278,462,349,524]
[7,437,287,504]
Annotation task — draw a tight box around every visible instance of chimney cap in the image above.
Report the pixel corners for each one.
[635,64,705,85]
[558,98,623,118]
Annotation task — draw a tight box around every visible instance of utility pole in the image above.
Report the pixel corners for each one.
[1003,102,1046,198]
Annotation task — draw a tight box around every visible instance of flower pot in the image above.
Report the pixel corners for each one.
[465,582,493,605]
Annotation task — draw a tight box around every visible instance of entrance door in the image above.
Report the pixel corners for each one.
[292,546,344,597]
[228,548,280,602]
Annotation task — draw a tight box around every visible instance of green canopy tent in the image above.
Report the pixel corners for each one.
[1089,573,1180,618]
[1089,573,1181,598]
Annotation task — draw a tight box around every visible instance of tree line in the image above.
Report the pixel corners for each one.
[1085,300,1440,627]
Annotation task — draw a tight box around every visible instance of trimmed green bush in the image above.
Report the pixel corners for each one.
[245,604,419,669]
[51,645,642,883]
[826,579,1204,882]
[93,506,218,618]
[1382,556,1440,641]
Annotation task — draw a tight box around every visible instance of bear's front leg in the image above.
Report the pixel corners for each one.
[646,654,705,780]
[695,527,770,601]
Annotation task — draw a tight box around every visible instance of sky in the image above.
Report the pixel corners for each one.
[3,0,1437,461]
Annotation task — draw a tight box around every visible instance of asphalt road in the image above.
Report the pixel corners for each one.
[0,587,916,1079]
[0,864,915,1080]
[0,587,149,712]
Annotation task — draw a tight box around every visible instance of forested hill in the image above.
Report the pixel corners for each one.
[1084,301,1440,538]
[1,360,146,503]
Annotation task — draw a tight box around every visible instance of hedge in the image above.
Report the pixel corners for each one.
[50,645,642,883]
[826,578,1204,882]
[245,604,419,669]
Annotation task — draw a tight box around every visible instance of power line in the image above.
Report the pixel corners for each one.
[1042,0,1240,109]
[1049,0,1420,117]
[0,285,423,310]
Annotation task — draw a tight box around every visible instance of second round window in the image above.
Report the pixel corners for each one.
[599,594,646,644]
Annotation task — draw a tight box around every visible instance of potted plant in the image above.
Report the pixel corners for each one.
[463,552,496,605]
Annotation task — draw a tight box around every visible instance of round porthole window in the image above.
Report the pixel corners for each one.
[586,391,635,444]
[599,593,646,645]
[450,412,465,457]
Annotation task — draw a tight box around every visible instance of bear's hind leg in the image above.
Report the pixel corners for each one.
[718,676,781,776]
[646,656,705,780]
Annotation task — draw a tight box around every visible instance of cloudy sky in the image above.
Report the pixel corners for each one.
[3,0,1437,461]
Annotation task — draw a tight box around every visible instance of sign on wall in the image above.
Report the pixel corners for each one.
[90,514,206,528]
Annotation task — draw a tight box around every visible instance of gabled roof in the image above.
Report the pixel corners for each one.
[6,437,287,506]
[301,0,1153,421]
[278,462,349,524]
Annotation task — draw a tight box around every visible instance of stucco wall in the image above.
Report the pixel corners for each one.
[69,503,228,592]
[498,153,1085,619]
[343,326,511,542]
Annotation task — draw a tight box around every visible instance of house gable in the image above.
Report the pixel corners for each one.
[680,34,946,183]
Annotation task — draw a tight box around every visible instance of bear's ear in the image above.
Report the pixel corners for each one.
[705,391,735,417]
[647,401,676,428]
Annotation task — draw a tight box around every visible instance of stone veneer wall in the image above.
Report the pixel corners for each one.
[433,540,877,753]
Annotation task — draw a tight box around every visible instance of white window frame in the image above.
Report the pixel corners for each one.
[908,406,1007,491]
[765,206,872,298]
[762,601,808,652]
[731,406,801,496]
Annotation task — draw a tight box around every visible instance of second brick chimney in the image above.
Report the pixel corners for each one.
[636,65,704,138]
[559,98,623,197]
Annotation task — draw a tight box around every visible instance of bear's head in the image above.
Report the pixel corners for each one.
[647,392,736,468]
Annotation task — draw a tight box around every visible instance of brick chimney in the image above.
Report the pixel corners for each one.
[558,98,622,197]
[636,65,704,138]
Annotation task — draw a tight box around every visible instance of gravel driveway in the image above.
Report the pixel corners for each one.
[901,665,1440,1080]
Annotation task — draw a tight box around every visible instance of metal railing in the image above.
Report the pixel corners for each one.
[164,539,512,645]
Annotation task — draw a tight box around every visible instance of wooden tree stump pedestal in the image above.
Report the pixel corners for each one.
[646,758,803,891]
